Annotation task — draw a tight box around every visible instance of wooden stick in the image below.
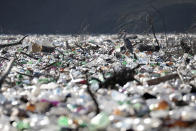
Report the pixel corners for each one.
[0,56,9,60]
[16,71,34,78]
[0,35,28,49]
[147,73,179,86]
[41,62,57,70]
[0,58,15,88]
[20,52,39,60]
[75,42,85,52]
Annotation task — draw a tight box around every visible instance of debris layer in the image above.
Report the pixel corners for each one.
[0,34,195,131]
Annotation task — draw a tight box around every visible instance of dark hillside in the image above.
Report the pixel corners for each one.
[0,0,196,34]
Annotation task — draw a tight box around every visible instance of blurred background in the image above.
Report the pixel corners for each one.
[0,0,196,34]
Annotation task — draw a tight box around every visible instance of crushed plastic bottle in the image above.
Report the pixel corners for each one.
[89,112,110,130]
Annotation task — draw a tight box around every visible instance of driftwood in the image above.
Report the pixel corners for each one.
[75,42,86,52]
[147,73,179,86]
[0,56,9,60]
[41,62,58,70]
[0,58,15,88]
[16,71,34,78]
[20,52,39,60]
[0,35,28,49]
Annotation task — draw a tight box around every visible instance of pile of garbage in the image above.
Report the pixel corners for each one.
[0,34,195,131]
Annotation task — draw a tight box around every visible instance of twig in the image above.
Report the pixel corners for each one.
[151,21,160,47]
[0,58,15,88]
[20,52,39,60]
[66,41,71,49]
[146,73,179,86]
[16,71,34,78]
[150,5,168,47]
[177,68,185,84]
[51,43,65,60]
[75,42,91,55]
[0,56,9,60]
[86,75,100,115]
[41,62,57,70]
[86,85,100,115]
[146,13,160,47]
[22,45,29,50]
[55,48,65,60]
[75,42,85,52]
[16,70,58,80]
[0,35,28,49]
[133,53,138,60]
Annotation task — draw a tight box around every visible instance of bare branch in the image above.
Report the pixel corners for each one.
[20,52,39,60]
[0,35,28,49]
[147,73,179,86]
[0,58,15,88]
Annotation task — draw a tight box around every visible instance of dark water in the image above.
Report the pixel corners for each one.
[0,0,196,34]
